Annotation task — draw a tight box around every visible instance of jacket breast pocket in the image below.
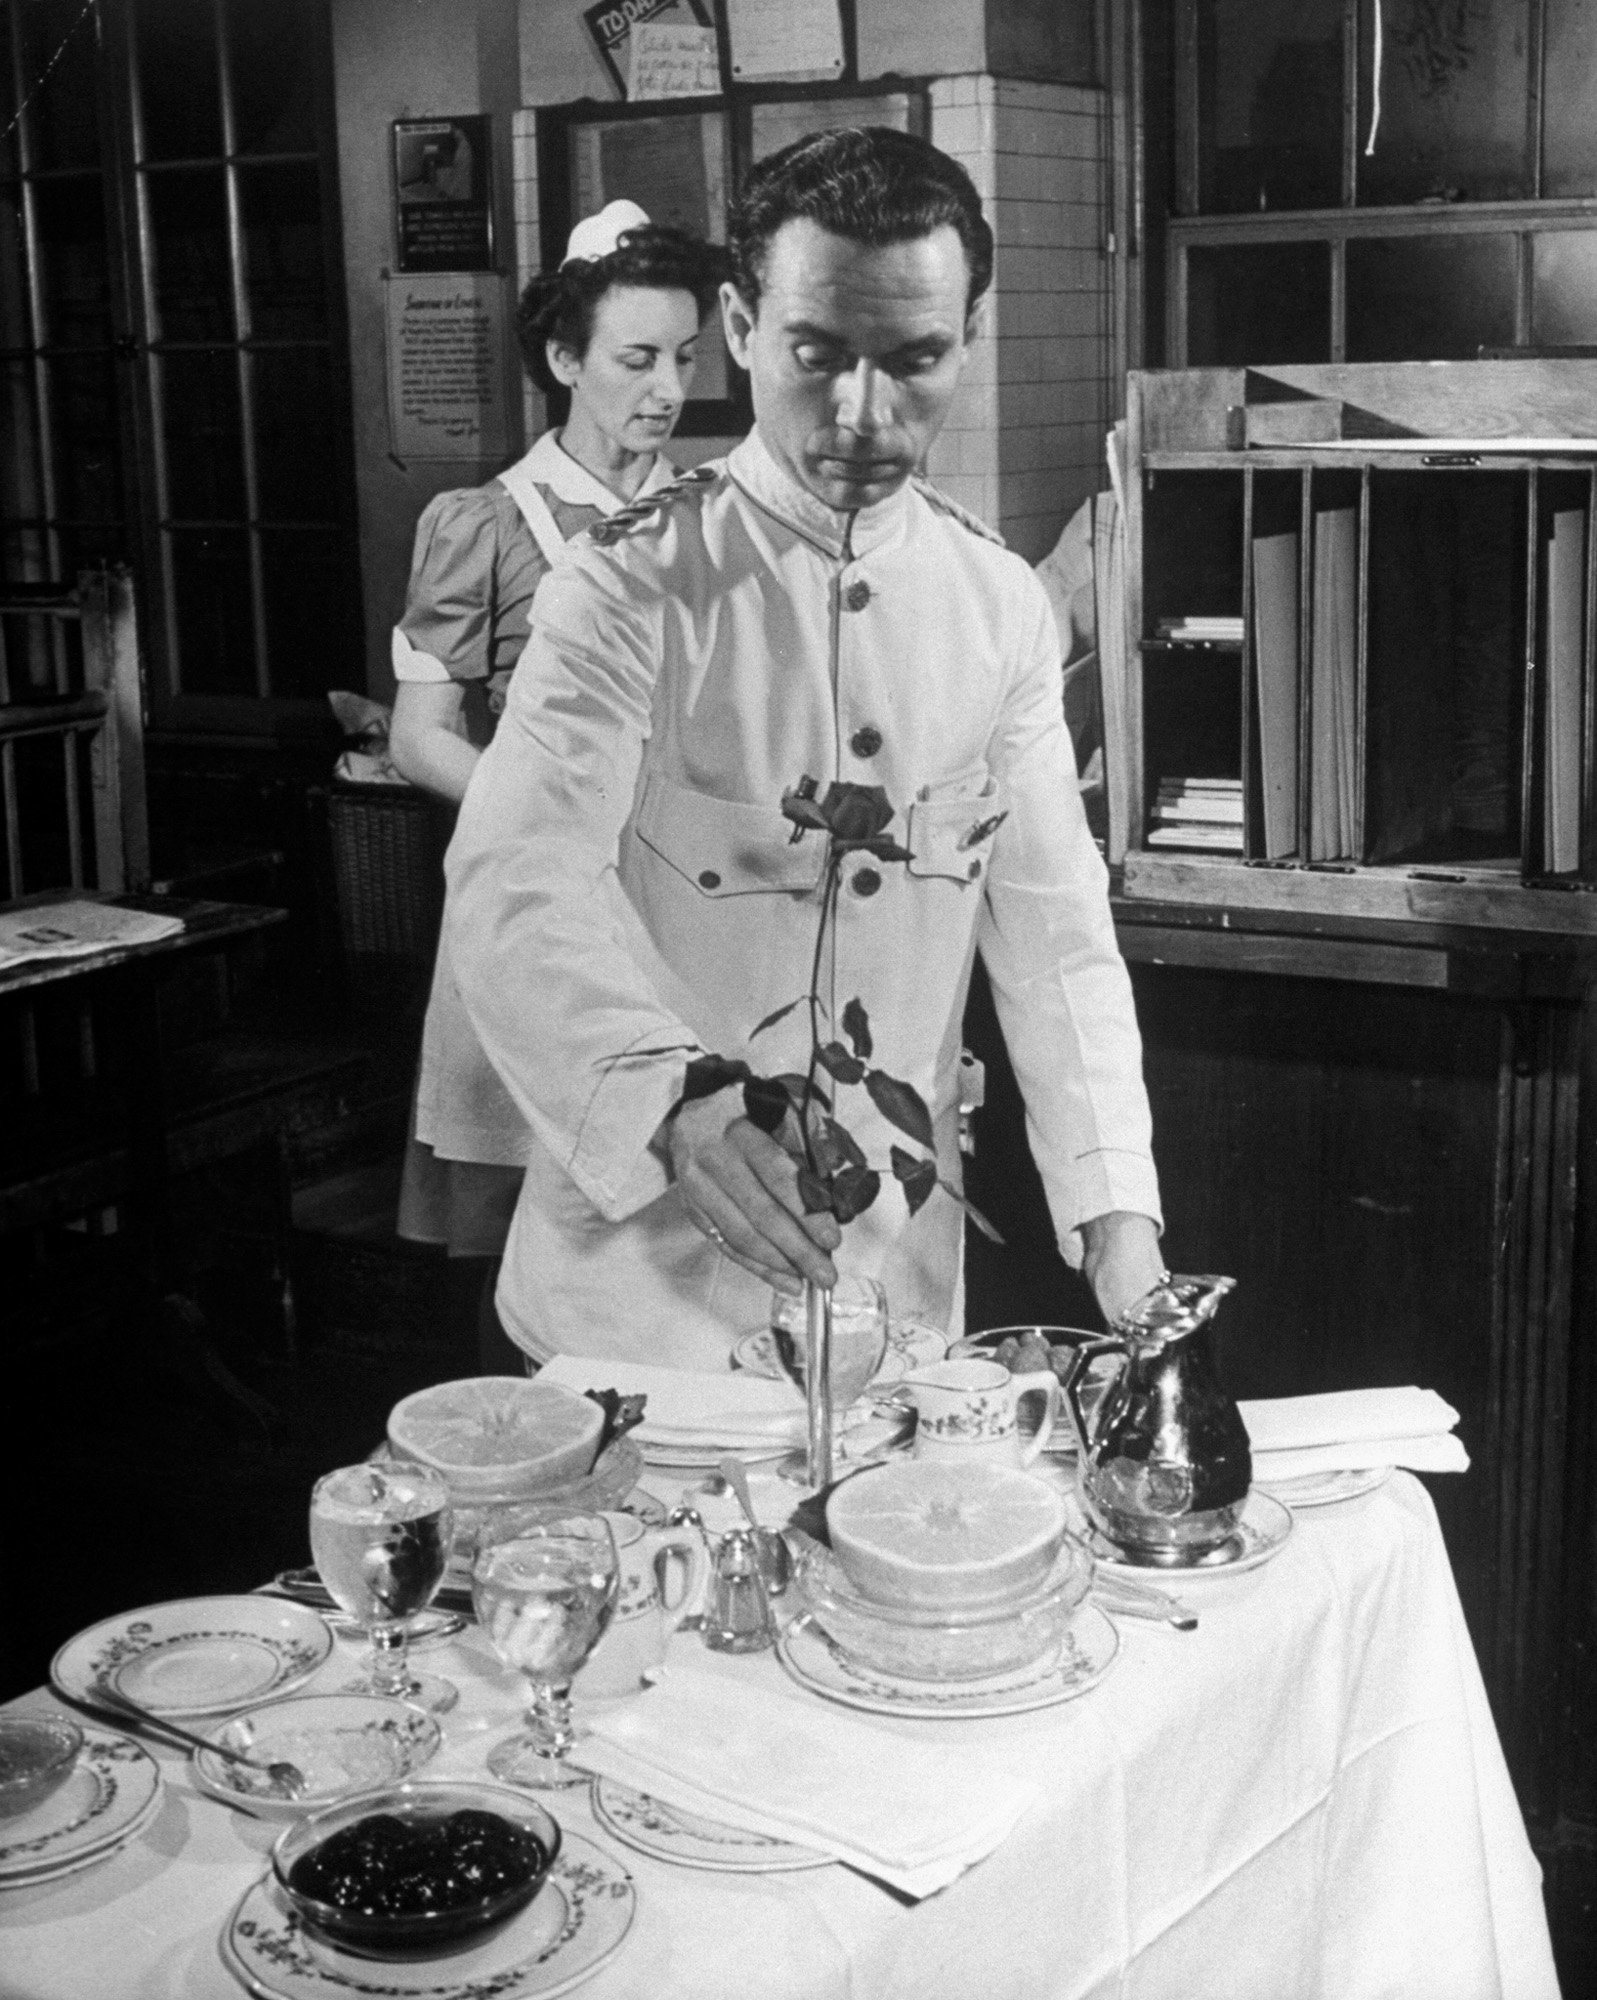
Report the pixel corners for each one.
[634,774,825,898]
[906,775,1007,885]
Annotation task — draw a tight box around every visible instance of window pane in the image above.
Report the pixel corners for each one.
[50,351,123,522]
[0,188,29,348]
[253,349,335,520]
[1357,0,1531,204]
[1187,241,1330,365]
[147,167,233,342]
[239,162,326,340]
[261,528,360,698]
[0,360,43,523]
[571,113,728,240]
[19,0,102,172]
[1198,0,1344,214]
[1346,235,1515,359]
[1545,0,1597,197]
[135,0,222,163]
[226,0,320,155]
[750,94,910,162]
[159,350,244,518]
[1532,230,1597,345]
[33,175,111,348]
[169,525,254,693]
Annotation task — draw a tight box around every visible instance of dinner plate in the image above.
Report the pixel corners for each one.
[0,1726,161,1887]
[589,1775,830,1874]
[53,1595,334,1717]
[1255,1465,1393,1508]
[776,1606,1118,1720]
[192,1694,443,1821]
[220,1831,635,2000]
[1063,1489,1294,1580]
[730,1320,949,1389]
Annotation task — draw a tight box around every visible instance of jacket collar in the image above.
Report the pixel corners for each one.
[727,430,911,560]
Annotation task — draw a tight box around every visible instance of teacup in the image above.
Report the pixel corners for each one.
[574,1511,710,1703]
[901,1357,1060,1468]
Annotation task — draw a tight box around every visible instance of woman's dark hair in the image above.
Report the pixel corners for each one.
[516,225,728,393]
[728,127,993,318]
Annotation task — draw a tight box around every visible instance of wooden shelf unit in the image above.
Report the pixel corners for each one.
[1117,361,1597,935]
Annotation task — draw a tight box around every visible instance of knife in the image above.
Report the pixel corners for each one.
[267,1568,477,1621]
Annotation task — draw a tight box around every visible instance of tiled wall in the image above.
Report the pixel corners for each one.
[926,77,1112,564]
[512,82,1113,561]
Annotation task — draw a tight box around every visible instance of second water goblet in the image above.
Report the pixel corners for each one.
[472,1508,619,1790]
[309,1460,457,1714]
[770,1275,890,1485]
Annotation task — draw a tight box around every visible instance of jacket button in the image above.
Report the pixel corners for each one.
[851,867,882,897]
[698,869,721,889]
[843,579,872,612]
[849,725,883,758]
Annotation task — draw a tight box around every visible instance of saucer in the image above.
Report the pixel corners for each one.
[1065,1489,1293,1579]
[53,1596,333,1717]
[776,1606,1118,1720]
[589,1776,830,1873]
[221,1830,634,1999]
[731,1320,948,1388]
[1256,1466,1392,1509]
[0,1726,162,1887]
[192,1694,442,1820]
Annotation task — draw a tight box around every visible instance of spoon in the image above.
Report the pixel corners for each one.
[715,1457,792,1595]
[90,1685,308,1798]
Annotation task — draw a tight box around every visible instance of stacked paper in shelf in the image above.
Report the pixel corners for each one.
[1156,614,1245,644]
[1252,530,1300,858]
[0,900,184,970]
[1544,509,1585,875]
[1148,776,1244,851]
[1309,508,1358,860]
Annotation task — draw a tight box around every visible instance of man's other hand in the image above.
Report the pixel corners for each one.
[666,1087,841,1292]
[1081,1211,1165,1328]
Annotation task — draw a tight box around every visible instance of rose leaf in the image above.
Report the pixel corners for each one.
[864,1069,935,1150]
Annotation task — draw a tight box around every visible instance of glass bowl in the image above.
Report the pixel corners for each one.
[192,1694,441,1822]
[792,1536,1093,1682]
[0,1713,82,1820]
[402,1438,644,1582]
[271,1780,560,1957]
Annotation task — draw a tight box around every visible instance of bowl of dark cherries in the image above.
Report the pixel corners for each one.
[271,1780,559,1956]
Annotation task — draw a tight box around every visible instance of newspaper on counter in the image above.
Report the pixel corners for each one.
[0,899,185,969]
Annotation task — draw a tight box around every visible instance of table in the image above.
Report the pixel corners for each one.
[0,1476,1560,2000]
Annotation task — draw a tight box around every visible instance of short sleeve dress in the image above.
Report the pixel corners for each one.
[395,431,680,1256]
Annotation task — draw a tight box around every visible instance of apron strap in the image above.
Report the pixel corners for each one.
[496,460,572,570]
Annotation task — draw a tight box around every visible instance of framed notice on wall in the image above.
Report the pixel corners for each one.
[392,116,494,273]
[385,274,510,462]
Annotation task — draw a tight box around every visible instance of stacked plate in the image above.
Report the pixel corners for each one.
[0,1724,162,1890]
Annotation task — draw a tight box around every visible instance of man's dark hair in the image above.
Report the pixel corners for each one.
[516,226,728,394]
[728,127,993,317]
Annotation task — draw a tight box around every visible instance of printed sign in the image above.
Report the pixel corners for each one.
[385,275,510,462]
[392,116,493,273]
[583,0,713,98]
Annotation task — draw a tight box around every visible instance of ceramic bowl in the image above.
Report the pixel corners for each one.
[793,1537,1092,1681]
[272,1780,560,1956]
[0,1713,82,1820]
[192,1694,441,1821]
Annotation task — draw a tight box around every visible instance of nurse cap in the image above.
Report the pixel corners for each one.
[562,198,651,267]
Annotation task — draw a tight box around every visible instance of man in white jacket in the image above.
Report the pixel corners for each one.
[447,127,1163,1369]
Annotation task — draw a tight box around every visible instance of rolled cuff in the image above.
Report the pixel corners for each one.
[392,627,452,683]
[1055,1151,1164,1268]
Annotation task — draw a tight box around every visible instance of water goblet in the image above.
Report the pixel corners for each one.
[309,1460,458,1714]
[771,1275,890,1483]
[472,1507,619,1790]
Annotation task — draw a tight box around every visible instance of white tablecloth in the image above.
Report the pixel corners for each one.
[0,1476,1559,2000]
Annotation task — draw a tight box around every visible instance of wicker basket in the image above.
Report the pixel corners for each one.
[322,782,455,968]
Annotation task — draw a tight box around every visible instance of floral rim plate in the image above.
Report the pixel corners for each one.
[192,1694,442,1820]
[52,1596,334,1717]
[0,1726,161,1885]
[731,1320,949,1390]
[220,1830,635,2000]
[1255,1466,1393,1509]
[589,1775,830,1874]
[1063,1489,1294,1580]
[776,1606,1118,1720]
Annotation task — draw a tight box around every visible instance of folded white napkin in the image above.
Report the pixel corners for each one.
[537,1354,805,1448]
[1240,1387,1469,1480]
[583,1656,1039,1897]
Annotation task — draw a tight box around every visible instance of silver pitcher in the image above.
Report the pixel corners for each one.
[1056,1274,1251,1566]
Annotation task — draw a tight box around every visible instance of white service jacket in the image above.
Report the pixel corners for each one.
[447,431,1160,1368]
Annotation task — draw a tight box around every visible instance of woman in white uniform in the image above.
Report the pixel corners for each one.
[388,201,726,1345]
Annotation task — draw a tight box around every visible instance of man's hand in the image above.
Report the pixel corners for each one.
[1081,1211,1165,1328]
[665,1087,840,1292]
